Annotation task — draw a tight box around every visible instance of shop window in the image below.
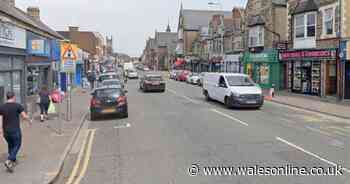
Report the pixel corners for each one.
[259,64,270,84]
[0,55,11,70]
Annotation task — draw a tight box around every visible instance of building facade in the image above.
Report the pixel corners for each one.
[280,0,340,98]
[243,0,287,90]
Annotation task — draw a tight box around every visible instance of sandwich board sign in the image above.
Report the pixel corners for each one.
[61,42,78,73]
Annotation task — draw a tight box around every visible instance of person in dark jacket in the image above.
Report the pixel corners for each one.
[38,86,51,122]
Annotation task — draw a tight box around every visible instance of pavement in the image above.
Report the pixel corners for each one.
[269,91,350,119]
[0,88,89,184]
[55,77,350,183]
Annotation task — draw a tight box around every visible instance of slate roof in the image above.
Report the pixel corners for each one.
[272,0,287,6]
[0,2,63,39]
[181,9,232,31]
[155,32,177,52]
[247,15,265,27]
[292,0,319,15]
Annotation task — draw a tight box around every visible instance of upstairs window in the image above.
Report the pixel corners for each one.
[249,26,264,47]
[324,8,334,35]
[294,12,316,39]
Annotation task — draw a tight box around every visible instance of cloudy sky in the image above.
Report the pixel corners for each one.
[16,0,246,57]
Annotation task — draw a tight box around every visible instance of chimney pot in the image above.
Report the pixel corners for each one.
[27,7,40,20]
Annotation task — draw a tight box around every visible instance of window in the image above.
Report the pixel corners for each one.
[294,12,316,39]
[324,8,334,35]
[249,26,264,47]
[307,13,316,37]
[295,15,304,38]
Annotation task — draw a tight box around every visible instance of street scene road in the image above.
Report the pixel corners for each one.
[55,75,350,184]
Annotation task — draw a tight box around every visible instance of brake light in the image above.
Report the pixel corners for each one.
[90,98,101,107]
[117,96,127,106]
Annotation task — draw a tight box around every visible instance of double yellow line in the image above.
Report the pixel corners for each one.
[66,129,96,184]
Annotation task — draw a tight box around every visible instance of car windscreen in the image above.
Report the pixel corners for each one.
[226,76,255,86]
[146,76,162,81]
[96,88,122,98]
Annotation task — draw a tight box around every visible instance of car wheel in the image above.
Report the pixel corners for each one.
[204,90,211,101]
[225,97,232,109]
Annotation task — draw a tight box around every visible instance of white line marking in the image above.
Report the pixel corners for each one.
[167,88,200,104]
[276,136,350,173]
[210,109,248,126]
[306,126,332,137]
[114,123,131,129]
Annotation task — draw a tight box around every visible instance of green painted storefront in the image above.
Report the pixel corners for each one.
[243,50,282,90]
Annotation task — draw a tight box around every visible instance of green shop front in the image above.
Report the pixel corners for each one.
[243,50,281,90]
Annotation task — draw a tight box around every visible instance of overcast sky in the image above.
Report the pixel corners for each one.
[16,0,246,57]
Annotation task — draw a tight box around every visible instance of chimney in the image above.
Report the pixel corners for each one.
[69,26,79,32]
[2,0,15,6]
[27,7,40,20]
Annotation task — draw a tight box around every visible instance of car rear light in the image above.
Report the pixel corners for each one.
[90,98,101,107]
[117,96,127,106]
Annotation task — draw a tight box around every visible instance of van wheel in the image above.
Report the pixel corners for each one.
[204,91,211,101]
[225,97,232,109]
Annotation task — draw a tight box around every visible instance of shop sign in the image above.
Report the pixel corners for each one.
[280,49,337,61]
[339,40,350,61]
[29,39,45,55]
[61,42,78,73]
[0,22,26,49]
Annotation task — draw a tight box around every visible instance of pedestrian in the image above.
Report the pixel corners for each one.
[0,92,32,173]
[38,86,51,122]
[87,71,96,90]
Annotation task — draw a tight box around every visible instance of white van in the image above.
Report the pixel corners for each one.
[202,73,264,109]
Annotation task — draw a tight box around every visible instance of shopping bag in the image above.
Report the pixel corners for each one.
[48,103,56,114]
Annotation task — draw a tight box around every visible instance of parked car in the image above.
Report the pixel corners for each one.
[202,73,264,109]
[186,73,200,84]
[143,67,150,71]
[100,79,124,89]
[177,70,191,81]
[98,72,119,82]
[127,70,138,79]
[90,86,128,120]
[198,72,205,86]
[139,74,166,92]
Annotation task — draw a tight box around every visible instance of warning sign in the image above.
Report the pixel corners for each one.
[61,43,78,73]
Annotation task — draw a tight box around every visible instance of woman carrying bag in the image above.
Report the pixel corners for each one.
[38,86,51,122]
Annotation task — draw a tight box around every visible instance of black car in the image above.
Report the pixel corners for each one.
[90,86,128,120]
[139,74,166,92]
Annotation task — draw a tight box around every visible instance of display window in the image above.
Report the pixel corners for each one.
[289,61,321,95]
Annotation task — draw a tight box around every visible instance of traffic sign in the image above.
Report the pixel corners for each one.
[61,43,78,73]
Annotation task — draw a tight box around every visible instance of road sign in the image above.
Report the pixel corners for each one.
[61,43,78,73]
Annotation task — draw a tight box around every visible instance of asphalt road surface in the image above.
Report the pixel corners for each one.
[56,76,350,184]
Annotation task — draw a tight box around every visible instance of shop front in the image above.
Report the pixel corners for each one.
[243,50,281,90]
[0,21,26,104]
[26,31,53,96]
[209,56,223,72]
[280,48,338,97]
[223,54,242,73]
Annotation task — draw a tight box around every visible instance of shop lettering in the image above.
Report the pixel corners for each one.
[281,50,336,60]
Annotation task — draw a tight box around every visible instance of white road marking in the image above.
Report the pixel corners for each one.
[114,122,131,129]
[306,126,332,137]
[210,109,249,126]
[167,88,200,104]
[276,136,350,173]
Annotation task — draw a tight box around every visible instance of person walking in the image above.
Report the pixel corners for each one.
[38,86,51,122]
[0,92,31,173]
[87,71,96,90]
